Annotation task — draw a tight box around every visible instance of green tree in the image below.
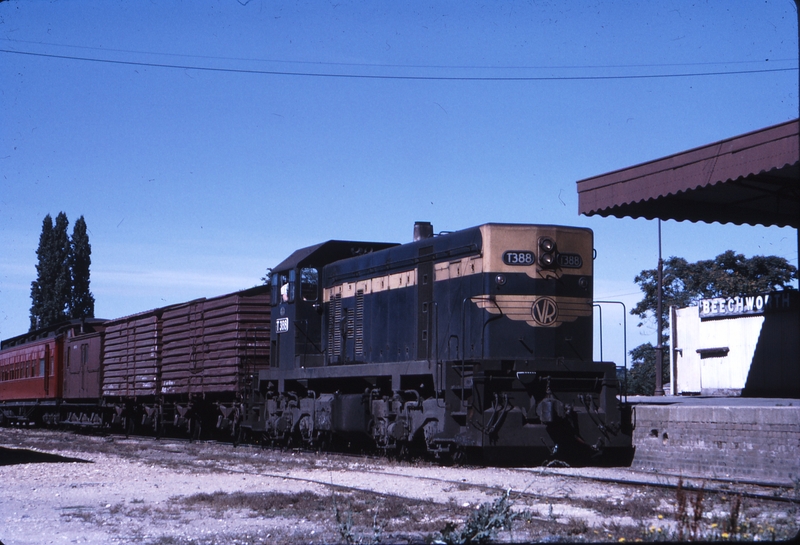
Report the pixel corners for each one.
[69,216,95,320]
[29,213,95,331]
[29,215,53,330]
[30,213,72,330]
[618,343,668,397]
[626,250,797,395]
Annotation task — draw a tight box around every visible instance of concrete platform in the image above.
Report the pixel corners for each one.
[625,396,799,486]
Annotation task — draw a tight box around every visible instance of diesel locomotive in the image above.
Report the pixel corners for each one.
[242,222,631,463]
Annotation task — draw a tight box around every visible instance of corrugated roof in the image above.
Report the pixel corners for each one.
[577,119,799,228]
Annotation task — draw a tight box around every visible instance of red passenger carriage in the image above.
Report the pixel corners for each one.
[0,335,62,403]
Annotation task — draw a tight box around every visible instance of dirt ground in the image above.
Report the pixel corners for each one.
[0,428,797,544]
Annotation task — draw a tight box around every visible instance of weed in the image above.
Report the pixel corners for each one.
[333,497,356,544]
[548,502,556,521]
[564,517,589,536]
[725,493,742,535]
[643,477,800,542]
[180,489,324,515]
[331,492,384,545]
[674,477,707,541]
[435,489,516,545]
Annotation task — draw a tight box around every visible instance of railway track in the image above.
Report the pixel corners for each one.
[123,433,799,505]
[2,427,798,543]
[5,427,797,507]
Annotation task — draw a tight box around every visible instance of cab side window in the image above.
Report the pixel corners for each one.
[301,267,319,302]
[271,271,296,304]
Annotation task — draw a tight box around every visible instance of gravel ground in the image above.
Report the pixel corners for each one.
[1,428,797,544]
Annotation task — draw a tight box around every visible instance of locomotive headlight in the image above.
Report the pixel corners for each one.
[538,237,557,268]
[495,274,507,286]
[578,277,589,290]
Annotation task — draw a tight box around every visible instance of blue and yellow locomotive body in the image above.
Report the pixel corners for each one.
[248,222,631,463]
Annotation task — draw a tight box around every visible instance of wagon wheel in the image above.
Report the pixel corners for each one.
[125,415,135,439]
[153,409,163,440]
[190,418,202,442]
[232,422,243,448]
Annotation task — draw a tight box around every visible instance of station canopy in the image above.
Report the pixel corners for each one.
[576,119,799,229]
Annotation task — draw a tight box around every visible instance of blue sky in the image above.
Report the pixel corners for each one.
[1,1,797,366]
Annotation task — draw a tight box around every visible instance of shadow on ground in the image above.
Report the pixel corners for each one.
[0,446,92,466]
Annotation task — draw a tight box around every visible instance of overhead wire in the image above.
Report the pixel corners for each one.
[1,37,795,71]
[0,47,796,81]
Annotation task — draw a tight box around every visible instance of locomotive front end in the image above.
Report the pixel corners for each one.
[436,224,631,464]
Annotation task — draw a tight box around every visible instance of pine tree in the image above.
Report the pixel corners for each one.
[29,212,75,331]
[29,214,54,331]
[51,212,72,322]
[69,216,95,319]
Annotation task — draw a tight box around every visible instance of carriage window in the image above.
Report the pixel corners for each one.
[301,267,319,302]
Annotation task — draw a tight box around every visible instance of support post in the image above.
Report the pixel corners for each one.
[654,220,665,396]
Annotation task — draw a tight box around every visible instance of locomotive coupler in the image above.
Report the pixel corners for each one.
[536,397,565,424]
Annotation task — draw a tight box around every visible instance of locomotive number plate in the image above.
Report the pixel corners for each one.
[276,317,289,333]
[557,253,583,268]
[503,251,535,266]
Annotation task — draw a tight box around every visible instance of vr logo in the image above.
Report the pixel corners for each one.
[531,297,559,326]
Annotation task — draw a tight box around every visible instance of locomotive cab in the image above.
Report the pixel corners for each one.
[270,265,328,370]
[269,240,398,372]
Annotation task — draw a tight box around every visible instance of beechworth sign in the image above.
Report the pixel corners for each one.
[698,290,797,319]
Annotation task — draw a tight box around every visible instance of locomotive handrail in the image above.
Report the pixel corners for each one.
[593,304,603,361]
[592,300,628,404]
[459,296,472,411]
[479,297,504,359]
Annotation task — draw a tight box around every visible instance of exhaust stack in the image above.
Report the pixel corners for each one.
[413,221,433,241]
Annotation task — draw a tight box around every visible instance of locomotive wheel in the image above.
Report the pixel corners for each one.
[395,442,411,462]
[297,415,313,446]
[451,446,467,466]
[316,431,332,454]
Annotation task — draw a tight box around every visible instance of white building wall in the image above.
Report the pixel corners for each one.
[671,306,764,396]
